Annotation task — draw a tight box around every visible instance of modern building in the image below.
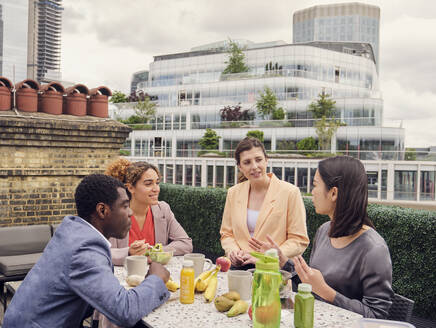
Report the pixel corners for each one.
[0,0,28,83]
[293,2,380,71]
[27,0,63,83]
[114,38,404,161]
[130,70,149,95]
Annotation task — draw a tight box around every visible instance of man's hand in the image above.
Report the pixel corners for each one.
[128,240,148,256]
[147,262,170,283]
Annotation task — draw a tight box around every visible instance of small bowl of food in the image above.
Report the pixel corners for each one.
[149,250,173,265]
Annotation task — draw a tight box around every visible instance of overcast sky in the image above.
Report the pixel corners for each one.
[61,0,436,147]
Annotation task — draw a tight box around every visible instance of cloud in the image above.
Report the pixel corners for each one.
[380,15,436,94]
[382,79,436,147]
[60,0,436,147]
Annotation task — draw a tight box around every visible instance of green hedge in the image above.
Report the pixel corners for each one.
[159,183,436,319]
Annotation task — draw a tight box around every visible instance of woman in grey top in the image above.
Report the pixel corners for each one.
[250,156,394,318]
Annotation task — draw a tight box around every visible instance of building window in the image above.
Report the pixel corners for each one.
[335,66,340,83]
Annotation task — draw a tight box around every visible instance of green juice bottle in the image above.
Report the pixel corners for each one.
[294,283,314,328]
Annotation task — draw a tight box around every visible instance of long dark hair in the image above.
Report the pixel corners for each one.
[318,156,375,237]
[234,137,267,183]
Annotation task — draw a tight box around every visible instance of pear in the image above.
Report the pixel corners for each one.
[227,300,249,317]
[214,296,235,312]
[222,291,241,301]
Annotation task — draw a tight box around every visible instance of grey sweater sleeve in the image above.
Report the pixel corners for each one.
[333,243,393,318]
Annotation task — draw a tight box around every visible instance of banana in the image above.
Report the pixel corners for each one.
[166,279,180,292]
[194,269,214,292]
[204,271,218,302]
[195,267,220,292]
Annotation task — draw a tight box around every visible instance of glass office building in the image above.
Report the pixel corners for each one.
[293,3,380,71]
[0,0,28,83]
[120,39,404,160]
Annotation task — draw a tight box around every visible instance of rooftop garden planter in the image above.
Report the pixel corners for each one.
[64,84,89,116]
[39,82,65,115]
[0,77,13,111]
[88,86,112,118]
[15,79,40,112]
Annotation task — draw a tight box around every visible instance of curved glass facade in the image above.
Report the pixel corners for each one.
[122,41,404,160]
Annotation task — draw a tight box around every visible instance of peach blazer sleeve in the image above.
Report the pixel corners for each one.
[220,174,309,258]
[220,186,242,256]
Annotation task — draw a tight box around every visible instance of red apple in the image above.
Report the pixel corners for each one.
[216,256,231,272]
[248,305,252,320]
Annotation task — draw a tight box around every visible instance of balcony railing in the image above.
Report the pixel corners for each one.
[124,156,436,204]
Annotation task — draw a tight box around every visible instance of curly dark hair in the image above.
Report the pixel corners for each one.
[74,174,126,222]
[105,158,160,198]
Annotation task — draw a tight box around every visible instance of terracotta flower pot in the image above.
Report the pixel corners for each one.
[87,94,108,117]
[0,86,11,111]
[15,79,40,112]
[87,86,112,118]
[64,84,89,116]
[0,77,12,111]
[64,93,87,116]
[16,88,38,112]
[39,82,65,115]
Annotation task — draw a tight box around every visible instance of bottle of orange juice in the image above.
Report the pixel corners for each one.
[180,260,195,304]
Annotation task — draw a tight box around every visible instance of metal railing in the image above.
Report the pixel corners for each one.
[125,156,436,205]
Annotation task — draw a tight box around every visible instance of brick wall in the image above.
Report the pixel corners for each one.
[0,111,131,226]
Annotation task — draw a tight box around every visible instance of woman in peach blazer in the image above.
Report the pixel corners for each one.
[220,137,309,267]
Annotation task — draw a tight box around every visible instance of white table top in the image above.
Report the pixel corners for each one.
[115,256,362,328]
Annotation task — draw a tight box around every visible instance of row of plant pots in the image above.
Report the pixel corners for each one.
[0,77,112,118]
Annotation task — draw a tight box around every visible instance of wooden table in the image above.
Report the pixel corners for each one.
[115,256,362,328]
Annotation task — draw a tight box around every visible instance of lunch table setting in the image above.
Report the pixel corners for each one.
[118,253,363,328]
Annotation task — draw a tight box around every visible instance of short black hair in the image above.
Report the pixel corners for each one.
[318,156,375,237]
[75,174,126,221]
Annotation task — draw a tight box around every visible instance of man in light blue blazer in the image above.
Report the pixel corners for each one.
[4,174,170,328]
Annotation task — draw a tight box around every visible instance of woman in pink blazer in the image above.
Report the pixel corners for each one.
[97,159,193,328]
[220,137,309,268]
[105,158,193,263]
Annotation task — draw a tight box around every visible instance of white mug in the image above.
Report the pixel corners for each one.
[183,253,213,277]
[125,255,149,277]
[228,270,252,300]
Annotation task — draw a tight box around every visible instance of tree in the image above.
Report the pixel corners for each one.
[272,107,285,120]
[308,92,340,151]
[405,148,417,161]
[110,90,128,103]
[256,87,285,120]
[246,130,264,143]
[134,96,156,123]
[128,90,149,102]
[297,137,317,152]
[220,104,254,121]
[222,40,249,75]
[277,140,296,151]
[199,128,220,150]
[308,92,336,119]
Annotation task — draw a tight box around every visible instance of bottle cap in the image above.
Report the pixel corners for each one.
[298,283,312,293]
[265,248,278,258]
[183,260,194,267]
